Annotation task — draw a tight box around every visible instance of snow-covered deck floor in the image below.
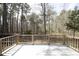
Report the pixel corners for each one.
[3,44,79,56]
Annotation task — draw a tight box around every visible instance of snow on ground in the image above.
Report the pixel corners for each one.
[3,44,79,56]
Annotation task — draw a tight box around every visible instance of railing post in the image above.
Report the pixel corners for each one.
[71,38,72,47]
[0,40,2,56]
[76,39,77,49]
[77,39,78,51]
[16,34,20,44]
[48,35,50,45]
[72,38,74,48]
[78,39,79,51]
[32,35,34,45]
[63,35,66,45]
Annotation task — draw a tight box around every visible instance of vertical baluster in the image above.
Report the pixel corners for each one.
[65,36,66,45]
[10,37,12,45]
[72,38,74,48]
[8,38,11,46]
[75,39,76,49]
[77,39,78,51]
[8,36,11,46]
[2,39,4,52]
[13,36,16,44]
[12,36,13,45]
[74,38,76,49]
[2,39,4,51]
[68,38,69,47]
[66,37,68,46]
[71,38,72,47]
[70,38,72,47]
[76,39,77,49]
[10,37,12,46]
[71,38,73,47]
[22,36,24,42]
[73,38,74,48]
[69,38,70,47]
[12,36,14,44]
[1,40,3,51]
[74,39,76,49]
[7,38,8,47]
[67,37,68,46]
[13,36,15,44]
[0,39,2,55]
[63,35,65,45]
[70,38,71,47]
[78,39,79,51]
[68,38,70,47]
[7,37,9,47]
[11,37,13,45]
[5,38,7,49]
[67,37,68,45]
[32,35,34,45]
[74,38,75,49]
[8,37,10,46]
[69,38,71,47]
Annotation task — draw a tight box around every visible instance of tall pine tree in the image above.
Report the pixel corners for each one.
[66,6,79,38]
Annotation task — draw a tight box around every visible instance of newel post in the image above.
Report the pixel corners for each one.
[16,34,20,44]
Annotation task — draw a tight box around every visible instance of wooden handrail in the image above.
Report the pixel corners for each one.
[0,35,17,55]
[64,35,79,52]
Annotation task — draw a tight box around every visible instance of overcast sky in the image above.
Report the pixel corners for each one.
[29,3,79,15]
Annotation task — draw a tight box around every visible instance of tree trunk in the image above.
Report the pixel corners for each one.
[11,17,14,34]
[21,5,23,34]
[0,15,1,33]
[9,13,12,34]
[16,13,19,33]
[43,3,46,34]
[2,3,8,35]
[49,16,51,34]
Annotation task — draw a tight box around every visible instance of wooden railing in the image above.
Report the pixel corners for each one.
[18,35,48,44]
[0,35,17,55]
[0,34,79,55]
[65,35,79,52]
[18,34,65,45]
[15,34,79,52]
[49,35,65,44]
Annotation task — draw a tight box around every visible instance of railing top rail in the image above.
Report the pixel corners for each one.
[19,34,65,36]
[66,35,79,39]
[0,35,16,41]
[19,34,49,36]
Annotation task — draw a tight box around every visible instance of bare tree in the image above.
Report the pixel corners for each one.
[41,3,47,34]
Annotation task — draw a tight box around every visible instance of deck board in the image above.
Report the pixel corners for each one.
[3,44,79,56]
